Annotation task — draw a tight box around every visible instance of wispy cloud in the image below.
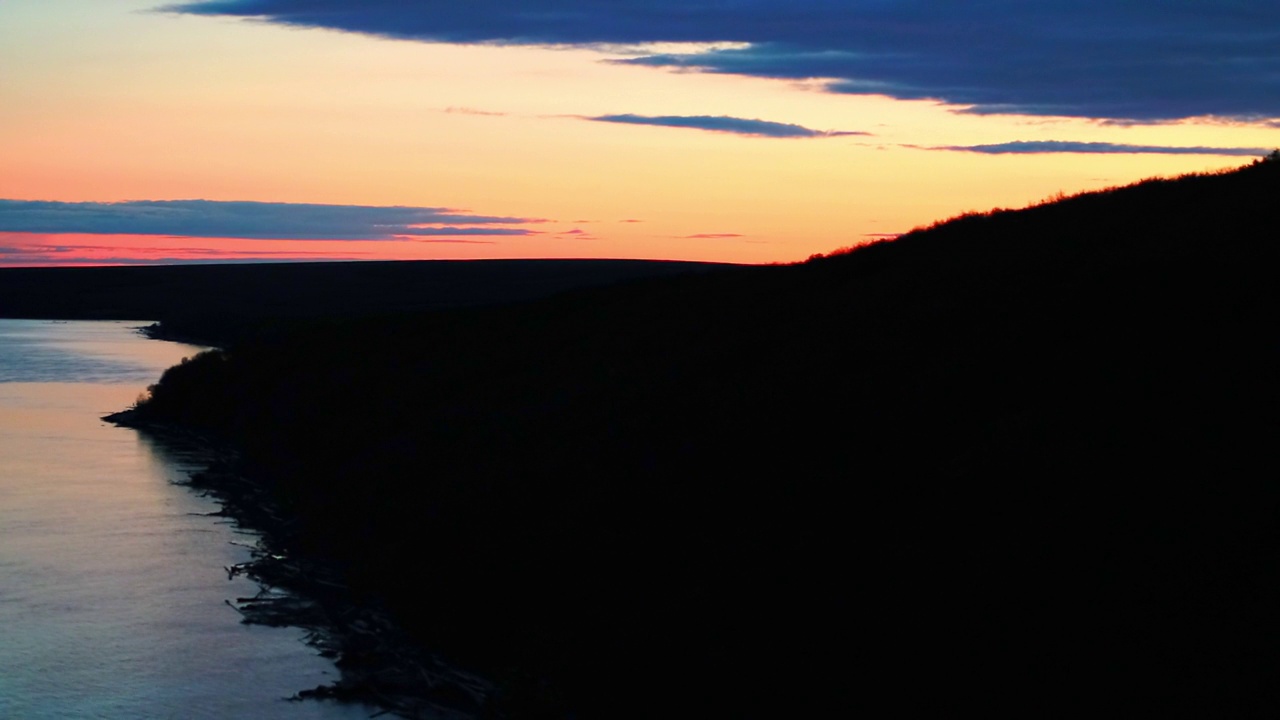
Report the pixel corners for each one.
[396,227,534,237]
[443,106,507,117]
[922,141,1273,157]
[0,242,375,266]
[681,233,743,239]
[588,114,867,139]
[0,199,541,240]
[167,1,1280,123]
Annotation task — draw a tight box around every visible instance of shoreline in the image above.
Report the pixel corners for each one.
[136,321,226,350]
[104,409,497,719]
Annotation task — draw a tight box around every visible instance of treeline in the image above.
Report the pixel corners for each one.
[133,156,1280,715]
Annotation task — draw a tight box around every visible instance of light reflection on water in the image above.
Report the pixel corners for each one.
[0,320,373,719]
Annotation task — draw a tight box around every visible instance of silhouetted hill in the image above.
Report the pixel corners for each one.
[127,155,1280,715]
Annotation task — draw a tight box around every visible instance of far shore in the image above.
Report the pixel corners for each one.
[0,258,733,345]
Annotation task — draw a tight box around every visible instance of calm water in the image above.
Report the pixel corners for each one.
[0,320,373,719]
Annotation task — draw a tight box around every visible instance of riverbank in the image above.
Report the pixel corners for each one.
[105,409,500,719]
[55,260,741,718]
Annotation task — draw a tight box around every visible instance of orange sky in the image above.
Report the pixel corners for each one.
[1,1,1276,266]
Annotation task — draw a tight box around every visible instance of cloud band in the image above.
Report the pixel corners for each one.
[167,1,1280,122]
[588,114,865,138]
[926,141,1273,157]
[0,199,540,240]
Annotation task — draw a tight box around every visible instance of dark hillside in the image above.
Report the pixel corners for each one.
[128,156,1280,715]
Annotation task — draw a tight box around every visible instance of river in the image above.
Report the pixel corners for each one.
[0,319,373,719]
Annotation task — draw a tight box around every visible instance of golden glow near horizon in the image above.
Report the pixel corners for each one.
[1,1,1276,265]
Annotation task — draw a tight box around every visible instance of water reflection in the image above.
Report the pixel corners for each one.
[0,320,192,384]
[0,320,373,720]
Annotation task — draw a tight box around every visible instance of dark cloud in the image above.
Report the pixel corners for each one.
[166,1,1280,122]
[589,114,865,139]
[925,141,1273,156]
[0,200,540,240]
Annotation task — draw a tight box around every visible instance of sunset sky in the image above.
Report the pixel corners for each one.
[3,1,1279,266]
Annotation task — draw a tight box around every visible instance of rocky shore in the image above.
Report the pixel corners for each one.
[105,409,498,720]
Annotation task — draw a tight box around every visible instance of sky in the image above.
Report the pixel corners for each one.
[2,1,1278,266]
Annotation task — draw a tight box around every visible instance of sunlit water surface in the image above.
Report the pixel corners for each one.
[0,320,373,719]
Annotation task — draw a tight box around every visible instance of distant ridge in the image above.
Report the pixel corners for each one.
[0,258,731,343]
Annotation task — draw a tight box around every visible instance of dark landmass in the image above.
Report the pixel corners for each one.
[0,259,729,346]
[103,154,1280,715]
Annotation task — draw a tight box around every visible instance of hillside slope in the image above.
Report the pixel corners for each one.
[130,156,1280,715]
